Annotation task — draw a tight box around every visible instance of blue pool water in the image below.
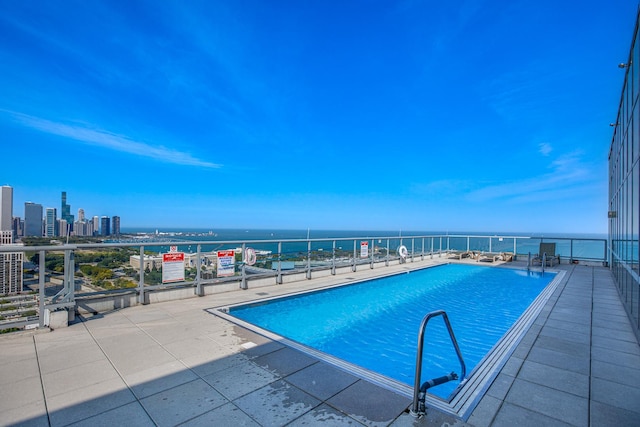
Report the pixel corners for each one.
[229,264,555,399]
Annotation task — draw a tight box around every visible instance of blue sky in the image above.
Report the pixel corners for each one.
[0,1,636,234]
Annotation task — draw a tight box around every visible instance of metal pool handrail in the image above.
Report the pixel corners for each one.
[411,310,466,417]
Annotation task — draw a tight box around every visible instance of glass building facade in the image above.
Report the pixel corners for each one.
[609,7,640,340]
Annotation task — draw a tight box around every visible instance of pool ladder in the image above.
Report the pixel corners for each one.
[527,252,547,274]
[410,310,466,417]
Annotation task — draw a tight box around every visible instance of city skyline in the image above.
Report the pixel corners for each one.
[2,2,638,233]
[1,186,119,238]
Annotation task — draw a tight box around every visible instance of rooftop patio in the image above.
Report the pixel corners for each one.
[1,258,638,426]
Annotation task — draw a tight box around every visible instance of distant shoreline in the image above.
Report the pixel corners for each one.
[119,227,607,240]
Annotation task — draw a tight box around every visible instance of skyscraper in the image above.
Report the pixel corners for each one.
[111,216,120,236]
[45,208,58,237]
[92,216,99,236]
[100,216,110,236]
[0,186,13,235]
[58,219,69,238]
[0,252,22,294]
[24,202,43,237]
[78,208,85,222]
[61,191,74,230]
[12,217,22,239]
[0,186,22,293]
[0,230,12,245]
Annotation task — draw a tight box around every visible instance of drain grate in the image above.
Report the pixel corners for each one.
[255,292,269,296]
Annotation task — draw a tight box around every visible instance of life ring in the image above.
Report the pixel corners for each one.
[245,247,257,266]
[398,245,408,259]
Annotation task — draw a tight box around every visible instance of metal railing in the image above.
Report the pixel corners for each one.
[0,233,608,331]
[411,310,466,417]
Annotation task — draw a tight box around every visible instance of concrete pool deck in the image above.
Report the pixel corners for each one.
[1,259,639,426]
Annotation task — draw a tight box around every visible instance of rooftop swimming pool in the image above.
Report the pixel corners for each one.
[215,263,561,407]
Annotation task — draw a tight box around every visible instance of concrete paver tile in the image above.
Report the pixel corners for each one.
[252,347,318,377]
[0,399,49,427]
[538,324,590,345]
[285,361,360,401]
[122,307,174,325]
[287,403,365,426]
[547,311,591,326]
[233,380,321,427]
[0,376,46,408]
[42,359,121,397]
[517,360,589,398]
[0,356,40,384]
[33,333,99,354]
[591,310,632,323]
[179,402,261,427]
[543,318,590,335]
[485,373,515,401]
[138,321,205,346]
[591,377,640,414]
[525,346,589,375]
[498,356,523,377]
[591,325,638,343]
[465,394,501,427]
[47,378,136,427]
[36,342,107,375]
[491,402,575,427]
[240,339,285,359]
[65,401,155,427]
[202,360,279,401]
[591,333,640,355]
[189,352,251,378]
[123,360,198,399]
[161,334,233,361]
[504,378,588,426]
[327,380,411,427]
[102,342,178,376]
[589,400,640,427]
[140,379,228,427]
[591,326,638,343]
[0,339,35,361]
[93,328,156,352]
[590,346,640,370]
[590,359,640,388]
[533,334,590,358]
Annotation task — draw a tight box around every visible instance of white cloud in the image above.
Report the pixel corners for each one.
[5,111,221,168]
[538,142,552,156]
[465,151,599,204]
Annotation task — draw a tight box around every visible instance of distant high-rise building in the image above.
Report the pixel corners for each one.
[0,186,13,234]
[61,192,74,231]
[78,208,85,222]
[92,216,99,236]
[12,217,22,239]
[45,208,58,237]
[58,219,69,238]
[86,219,94,236]
[24,202,43,237]
[100,216,110,236]
[73,220,85,236]
[0,251,23,294]
[0,230,12,245]
[0,186,22,293]
[111,216,120,236]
